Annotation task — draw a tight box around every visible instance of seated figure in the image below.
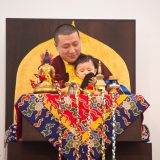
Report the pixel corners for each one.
[33,51,59,93]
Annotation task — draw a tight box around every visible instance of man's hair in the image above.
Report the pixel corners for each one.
[54,24,79,44]
[74,55,98,70]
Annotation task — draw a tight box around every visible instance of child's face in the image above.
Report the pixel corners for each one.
[75,60,97,79]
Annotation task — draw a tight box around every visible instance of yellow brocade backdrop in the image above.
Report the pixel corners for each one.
[14,31,131,105]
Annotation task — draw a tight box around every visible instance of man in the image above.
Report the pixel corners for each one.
[52,24,111,86]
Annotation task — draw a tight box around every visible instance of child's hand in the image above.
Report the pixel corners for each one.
[88,77,97,85]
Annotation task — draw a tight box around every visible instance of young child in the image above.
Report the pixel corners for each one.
[74,55,98,90]
[61,55,98,94]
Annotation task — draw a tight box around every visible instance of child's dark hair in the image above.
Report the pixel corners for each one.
[74,55,98,70]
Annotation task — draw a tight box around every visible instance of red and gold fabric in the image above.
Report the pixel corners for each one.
[14,93,149,159]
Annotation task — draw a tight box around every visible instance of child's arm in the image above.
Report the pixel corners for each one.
[88,77,97,86]
[80,72,95,89]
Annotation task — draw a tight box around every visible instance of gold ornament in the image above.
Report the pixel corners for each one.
[95,61,106,92]
[33,51,59,93]
[34,63,59,93]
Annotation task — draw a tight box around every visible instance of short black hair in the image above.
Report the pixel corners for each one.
[54,24,79,44]
[74,55,98,70]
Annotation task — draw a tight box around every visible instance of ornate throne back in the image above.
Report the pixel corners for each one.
[14,31,131,104]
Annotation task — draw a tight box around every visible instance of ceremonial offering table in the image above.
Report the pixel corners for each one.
[7,93,152,160]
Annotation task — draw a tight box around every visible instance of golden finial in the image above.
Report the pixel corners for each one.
[95,61,106,91]
[98,61,102,75]
[72,20,75,27]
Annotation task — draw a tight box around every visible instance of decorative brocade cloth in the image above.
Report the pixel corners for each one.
[14,93,149,160]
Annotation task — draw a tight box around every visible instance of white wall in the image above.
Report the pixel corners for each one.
[0,0,160,159]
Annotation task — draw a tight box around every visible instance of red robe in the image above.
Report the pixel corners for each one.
[52,54,111,87]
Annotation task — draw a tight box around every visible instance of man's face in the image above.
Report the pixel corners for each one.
[55,32,81,63]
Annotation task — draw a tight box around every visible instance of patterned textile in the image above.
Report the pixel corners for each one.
[15,93,149,159]
[141,124,150,142]
[5,123,17,144]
